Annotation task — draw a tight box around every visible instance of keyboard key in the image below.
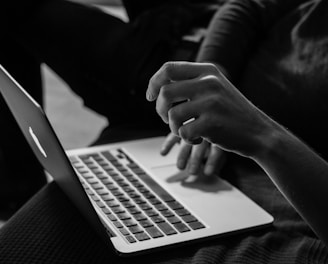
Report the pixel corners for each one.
[125,235,137,243]
[117,182,129,187]
[134,213,147,221]
[91,195,100,202]
[107,214,117,221]
[102,207,111,214]
[154,203,168,211]
[151,216,165,223]
[143,193,155,199]
[167,201,184,210]
[80,173,94,179]
[161,210,174,218]
[85,189,95,196]
[139,204,152,211]
[121,171,133,177]
[112,207,125,214]
[173,223,190,233]
[133,183,145,189]
[135,232,150,241]
[106,185,118,191]
[181,215,198,223]
[145,226,164,238]
[127,177,139,183]
[117,196,130,202]
[157,222,177,236]
[91,183,103,190]
[117,213,131,220]
[166,216,181,224]
[129,225,144,234]
[121,201,135,208]
[119,227,130,236]
[149,198,161,205]
[101,194,114,201]
[127,167,176,203]
[175,208,191,216]
[128,207,141,215]
[101,178,114,185]
[86,179,98,184]
[111,190,124,197]
[127,163,139,169]
[101,151,116,161]
[145,210,158,217]
[188,221,206,230]
[69,156,79,163]
[130,168,145,175]
[115,165,127,172]
[106,201,120,208]
[111,161,121,167]
[138,187,149,193]
[96,189,109,195]
[96,201,106,208]
[112,176,125,182]
[113,221,123,228]
[122,219,138,227]
[128,193,141,199]
[96,174,107,180]
[139,220,154,228]
[122,187,135,193]
[133,198,146,204]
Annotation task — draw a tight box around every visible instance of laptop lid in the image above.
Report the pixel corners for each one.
[0,65,112,246]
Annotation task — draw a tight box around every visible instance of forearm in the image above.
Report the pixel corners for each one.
[252,118,328,246]
[197,0,308,82]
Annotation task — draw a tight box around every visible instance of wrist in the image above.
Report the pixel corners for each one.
[250,117,291,164]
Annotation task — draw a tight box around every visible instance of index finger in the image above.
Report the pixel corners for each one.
[146,61,207,102]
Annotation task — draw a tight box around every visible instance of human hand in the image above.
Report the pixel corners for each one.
[146,61,272,157]
[161,132,226,176]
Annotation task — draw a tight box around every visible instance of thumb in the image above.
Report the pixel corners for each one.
[146,61,205,101]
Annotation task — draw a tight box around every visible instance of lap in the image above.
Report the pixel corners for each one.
[1,157,326,263]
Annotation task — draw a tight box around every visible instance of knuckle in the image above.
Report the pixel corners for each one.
[204,63,220,74]
[168,106,180,122]
[206,95,220,109]
[162,61,175,78]
[155,99,162,115]
[168,109,180,134]
[201,75,221,90]
[159,84,171,100]
[179,126,192,142]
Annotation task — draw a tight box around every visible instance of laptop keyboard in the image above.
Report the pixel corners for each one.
[70,149,205,244]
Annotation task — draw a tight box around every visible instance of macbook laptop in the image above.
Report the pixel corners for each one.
[0,65,273,256]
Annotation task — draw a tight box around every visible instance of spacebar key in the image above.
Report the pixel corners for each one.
[127,164,175,203]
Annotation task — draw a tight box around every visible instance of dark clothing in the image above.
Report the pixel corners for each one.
[198,0,328,158]
[0,159,327,263]
[0,0,221,205]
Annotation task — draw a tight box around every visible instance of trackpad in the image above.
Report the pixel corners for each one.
[151,165,233,196]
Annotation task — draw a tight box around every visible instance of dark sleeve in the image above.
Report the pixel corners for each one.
[196,0,309,82]
[4,0,129,82]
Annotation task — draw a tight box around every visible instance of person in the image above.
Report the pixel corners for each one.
[146,0,328,250]
[0,0,328,263]
[147,60,328,247]
[0,0,223,212]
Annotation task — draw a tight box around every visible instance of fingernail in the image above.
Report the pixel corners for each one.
[160,146,167,156]
[205,165,214,176]
[146,91,154,101]
[189,165,198,174]
[177,160,184,170]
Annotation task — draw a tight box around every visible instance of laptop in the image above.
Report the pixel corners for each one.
[0,65,273,256]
